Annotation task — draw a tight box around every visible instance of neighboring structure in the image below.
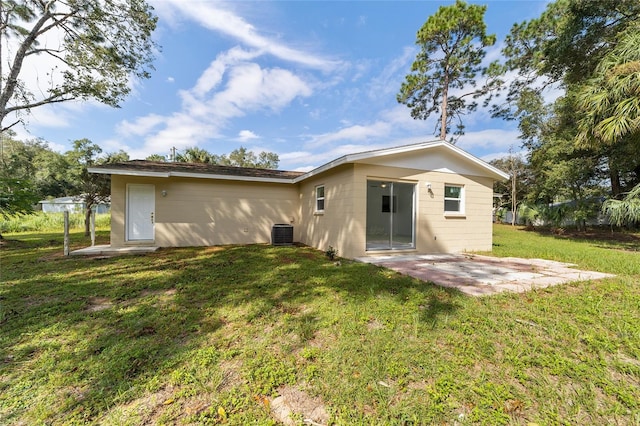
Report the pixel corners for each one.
[89,141,508,258]
[39,196,110,214]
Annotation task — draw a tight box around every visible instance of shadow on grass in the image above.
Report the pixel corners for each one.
[0,232,462,423]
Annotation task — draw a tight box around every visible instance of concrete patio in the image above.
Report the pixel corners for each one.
[357,254,614,296]
[70,245,159,256]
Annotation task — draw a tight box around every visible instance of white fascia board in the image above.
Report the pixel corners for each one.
[293,141,444,183]
[438,143,510,180]
[294,140,509,182]
[87,167,169,178]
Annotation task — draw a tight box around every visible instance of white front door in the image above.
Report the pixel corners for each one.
[127,184,155,241]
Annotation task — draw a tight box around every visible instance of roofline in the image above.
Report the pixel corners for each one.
[87,167,297,184]
[293,140,509,182]
[88,140,509,183]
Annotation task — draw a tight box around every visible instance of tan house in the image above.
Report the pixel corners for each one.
[89,140,508,259]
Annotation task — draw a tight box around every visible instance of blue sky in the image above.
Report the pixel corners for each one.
[15,1,551,171]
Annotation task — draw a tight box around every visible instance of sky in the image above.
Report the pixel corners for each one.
[9,0,552,172]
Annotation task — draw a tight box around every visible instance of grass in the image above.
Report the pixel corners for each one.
[0,212,111,234]
[1,225,639,425]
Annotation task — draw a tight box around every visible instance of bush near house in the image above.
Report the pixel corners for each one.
[0,225,638,425]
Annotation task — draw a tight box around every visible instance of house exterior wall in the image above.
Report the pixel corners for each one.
[109,161,495,256]
[296,163,494,258]
[297,164,360,258]
[110,175,298,247]
[349,164,494,257]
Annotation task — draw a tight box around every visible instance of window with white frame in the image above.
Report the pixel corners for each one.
[315,185,325,212]
[444,184,464,213]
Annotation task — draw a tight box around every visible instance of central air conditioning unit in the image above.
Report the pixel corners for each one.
[271,224,294,246]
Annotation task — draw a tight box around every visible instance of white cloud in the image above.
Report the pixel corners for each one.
[22,106,72,129]
[151,0,341,71]
[205,64,312,117]
[166,77,175,83]
[482,43,504,66]
[367,46,415,101]
[480,149,528,163]
[279,150,312,162]
[305,121,392,147]
[192,47,261,96]
[541,83,564,105]
[456,129,521,151]
[380,105,438,130]
[237,130,260,141]
[350,59,373,83]
[117,114,166,137]
[114,50,313,159]
[281,142,391,171]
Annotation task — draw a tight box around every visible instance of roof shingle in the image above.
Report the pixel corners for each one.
[91,160,304,180]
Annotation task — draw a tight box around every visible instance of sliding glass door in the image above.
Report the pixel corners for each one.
[366,180,415,250]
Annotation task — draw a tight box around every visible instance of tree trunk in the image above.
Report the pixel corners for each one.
[440,74,449,141]
[511,156,517,226]
[84,207,91,237]
[0,5,53,127]
[609,158,622,198]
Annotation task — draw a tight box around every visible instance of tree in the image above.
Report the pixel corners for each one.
[145,153,166,162]
[575,25,640,150]
[0,132,77,199]
[490,152,531,226]
[66,139,120,236]
[219,147,279,169]
[0,0,157,131]
[0,131,37,238]
[0,175,35,216]
[397,0,501,141]
[175,146,280,169]
[500,0,640,104]
[0,131,70,227]
[175,147,213,164]
[32,147,75,197]
[602,183,640,227]
[499,0,640,197]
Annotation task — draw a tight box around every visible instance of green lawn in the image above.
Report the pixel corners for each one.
[1,225,638,425]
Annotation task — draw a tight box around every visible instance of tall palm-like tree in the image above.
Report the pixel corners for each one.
[602,183,640,227]
[176,147,213,163]
[576,25,640,147]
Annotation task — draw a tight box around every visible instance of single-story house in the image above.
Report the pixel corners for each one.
[38,196,110,214]
[89,140,508,259]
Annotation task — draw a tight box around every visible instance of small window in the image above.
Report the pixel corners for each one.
[315,185,325,212]
[444,184,464,213]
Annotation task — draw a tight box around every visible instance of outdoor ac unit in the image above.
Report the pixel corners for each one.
[271,224,294,246]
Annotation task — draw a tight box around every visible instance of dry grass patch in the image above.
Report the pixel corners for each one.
[270,386,330,426]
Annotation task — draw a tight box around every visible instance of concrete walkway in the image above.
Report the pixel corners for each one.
[70,245,159,256]
[356,254,614,296]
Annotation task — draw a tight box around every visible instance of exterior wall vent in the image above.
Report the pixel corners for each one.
[271,224,294,246]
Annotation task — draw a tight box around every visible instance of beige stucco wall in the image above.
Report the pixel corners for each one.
[296,164,492,258]
[110,175,298,247]
[110,164,495,257]
[354,164,494,256]
[296,163,494,258]
[297,164,360,258]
